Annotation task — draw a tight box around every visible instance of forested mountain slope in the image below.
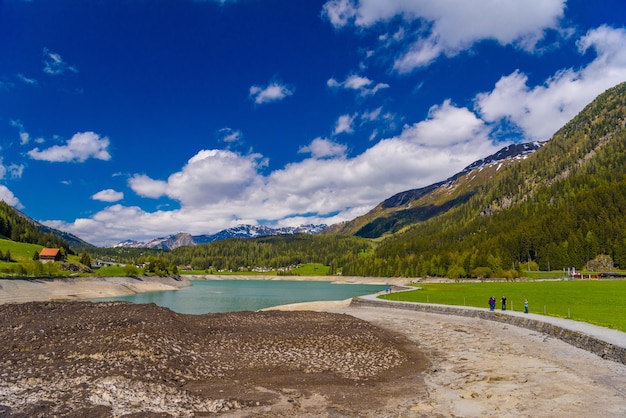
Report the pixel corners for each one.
[0,201,90,254]
[327,142,544,238]
[342,82,626,277]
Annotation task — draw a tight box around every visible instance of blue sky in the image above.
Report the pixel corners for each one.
[1,0,625,247]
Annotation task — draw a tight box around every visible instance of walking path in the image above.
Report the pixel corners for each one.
[355,291,626,363]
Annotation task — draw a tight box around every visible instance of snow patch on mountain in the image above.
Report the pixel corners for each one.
[113,224,327,250]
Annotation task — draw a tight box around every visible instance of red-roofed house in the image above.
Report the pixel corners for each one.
[39,248,62,263]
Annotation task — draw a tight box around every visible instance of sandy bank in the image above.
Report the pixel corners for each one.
[261,298,354,312]
[0,276,191,305]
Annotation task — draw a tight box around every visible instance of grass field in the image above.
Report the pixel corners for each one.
[0,239,42,262]
[380,280,626,332]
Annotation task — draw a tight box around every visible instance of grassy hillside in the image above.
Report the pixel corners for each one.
[0,201,77,253]
[0,239,43,262]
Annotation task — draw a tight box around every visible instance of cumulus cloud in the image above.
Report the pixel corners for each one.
[299,137,347,159]
[49,98,502,246]
[476,25,626,141]
[42,48,78,75]
[27,132,111,162]
[92,189,124,202]
[327,74,389,96]
[323,0,566,71]
[128,150,265,207]
[249,81,294,104]
[128,174,168,199]
[0,185,23,209]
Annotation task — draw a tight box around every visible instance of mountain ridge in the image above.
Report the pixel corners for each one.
[325,140,545,238]
[114,224,328,250]
[340,81,626,276]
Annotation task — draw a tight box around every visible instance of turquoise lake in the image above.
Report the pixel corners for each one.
[93,279,387,314]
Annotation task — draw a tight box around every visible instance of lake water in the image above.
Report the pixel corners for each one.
[93,279,387,314]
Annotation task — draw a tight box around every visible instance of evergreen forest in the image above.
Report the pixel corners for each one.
[341,82,626,277]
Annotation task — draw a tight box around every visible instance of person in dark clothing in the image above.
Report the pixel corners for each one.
[501,296,507,311]
[489,296,496,311]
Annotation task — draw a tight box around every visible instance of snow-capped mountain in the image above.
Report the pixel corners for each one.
[113,224,328,250]
[460,141,546,174]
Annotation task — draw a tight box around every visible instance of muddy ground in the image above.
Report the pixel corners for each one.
[0,301,427,417]
[1,300,626,417]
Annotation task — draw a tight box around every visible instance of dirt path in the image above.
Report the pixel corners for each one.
[325,304,626,417]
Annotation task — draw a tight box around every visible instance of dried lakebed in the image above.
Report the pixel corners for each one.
[0,301,427,417]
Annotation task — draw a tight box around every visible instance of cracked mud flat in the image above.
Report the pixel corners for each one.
[0,301,427,417]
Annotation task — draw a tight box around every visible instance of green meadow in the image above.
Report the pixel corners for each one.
[380,280,626,332]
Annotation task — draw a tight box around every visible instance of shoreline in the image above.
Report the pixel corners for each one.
[0,274,404,306]
[0,276,191,305]
[0,274,405,310]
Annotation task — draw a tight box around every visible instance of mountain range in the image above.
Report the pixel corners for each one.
[113,141,545,250]
[113,224,328,250]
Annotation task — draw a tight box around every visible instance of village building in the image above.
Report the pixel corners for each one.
[39,248,62,263]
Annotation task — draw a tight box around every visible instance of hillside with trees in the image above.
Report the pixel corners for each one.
[0,201,74,254]
[341,82,626,278]
[165,234,371,274]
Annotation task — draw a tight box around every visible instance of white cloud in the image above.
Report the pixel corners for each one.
[11,120,30,145]
[92,189,124,202]
[17,73,38,86]
[50,98,502,246]
[42,47,78,75]
[0,185,23,209]
[299,137,347,159]
[27,131,112,162]
[249,81,294,104]
[129,150,265,207]
[1,156,25,182]
[476,26,626,141]
[361,107,382,122]
[327,74,389,96]
[323,0,566,71]
[333,114,356,135]
[218,127,243,143]
[7,164,24,179]
[322,0,357,28]
[402,100,488,148]
[128,174,168,198]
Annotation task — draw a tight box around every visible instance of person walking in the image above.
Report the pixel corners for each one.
[501,295,507,311]
[524,299,529,314]
[489,296,496,311]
